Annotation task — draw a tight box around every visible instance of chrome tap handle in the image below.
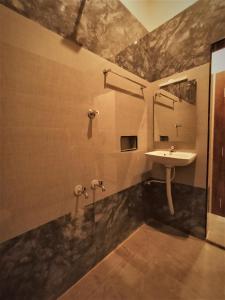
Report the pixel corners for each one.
[74,185,88,199]
[91,179,106,191]
[91,179,98,190]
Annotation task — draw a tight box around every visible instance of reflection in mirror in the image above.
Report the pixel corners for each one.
[154,79,197,143]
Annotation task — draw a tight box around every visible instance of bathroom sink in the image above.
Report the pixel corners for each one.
[145,150,197,167]
[145,150,197,215]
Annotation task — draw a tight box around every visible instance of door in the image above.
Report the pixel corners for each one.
[212,71,225,217]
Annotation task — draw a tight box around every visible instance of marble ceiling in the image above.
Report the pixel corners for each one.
[1,0,225,82]
[116,0,225,81]
[0,0,148,62]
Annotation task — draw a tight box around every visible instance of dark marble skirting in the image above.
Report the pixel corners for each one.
[0,180,207,300]
[0,184,143,300]
[143,181,207,239]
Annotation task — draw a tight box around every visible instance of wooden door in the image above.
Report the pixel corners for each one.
[212,71,225,217]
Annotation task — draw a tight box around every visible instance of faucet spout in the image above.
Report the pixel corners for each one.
[170,145,175,153]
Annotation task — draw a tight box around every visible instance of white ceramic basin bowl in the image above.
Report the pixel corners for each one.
[145,150,197,167]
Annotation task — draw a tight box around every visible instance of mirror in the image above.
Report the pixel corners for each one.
[154,79,197,143]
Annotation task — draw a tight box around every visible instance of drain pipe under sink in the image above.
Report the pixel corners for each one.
[146,167,175,215]
[166,167,175,215]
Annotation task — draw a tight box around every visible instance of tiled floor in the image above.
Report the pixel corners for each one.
[59,223,225,300]
[207,212,225,248]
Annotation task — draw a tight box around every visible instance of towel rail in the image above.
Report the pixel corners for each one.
[103,69,147,89]
[155,90,178,102]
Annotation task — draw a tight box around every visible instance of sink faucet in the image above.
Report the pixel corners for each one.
[170,146,175,153]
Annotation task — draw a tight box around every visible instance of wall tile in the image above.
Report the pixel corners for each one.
[0,5,150,242]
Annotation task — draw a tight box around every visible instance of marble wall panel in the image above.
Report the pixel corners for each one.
[0,0,80,37]
[162,79,197,104]
[116,0,225,81]
[1,0,224,82]
[75,0,148,61]
[0,0,147,62]
[0,183,143,300]
[0,178,207,300]
[143,181,207,239]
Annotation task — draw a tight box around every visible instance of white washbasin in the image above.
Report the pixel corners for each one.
[145,150,197,167]
[145,150,197,215]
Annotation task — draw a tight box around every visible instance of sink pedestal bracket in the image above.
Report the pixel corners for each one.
[166,167,175,215]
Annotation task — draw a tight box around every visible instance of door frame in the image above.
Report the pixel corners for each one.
[206,38,225,238]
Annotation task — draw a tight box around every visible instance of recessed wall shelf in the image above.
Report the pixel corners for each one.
[160,136,169,142]
[120,136,138,152]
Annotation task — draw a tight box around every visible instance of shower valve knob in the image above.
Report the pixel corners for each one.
[88,109,99,119]
[74,185,88,199]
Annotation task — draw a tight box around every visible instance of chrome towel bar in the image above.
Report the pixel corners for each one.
[103,68,147,89]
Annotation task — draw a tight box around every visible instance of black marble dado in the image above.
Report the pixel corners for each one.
[0,0,147,62]
[0,184,143,300]
[143,181,207,239]
[0,179,208,300]
[116,0,225,82]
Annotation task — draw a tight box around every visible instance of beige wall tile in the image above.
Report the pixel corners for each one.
[0,4,209,243]
[0,5,150,242]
